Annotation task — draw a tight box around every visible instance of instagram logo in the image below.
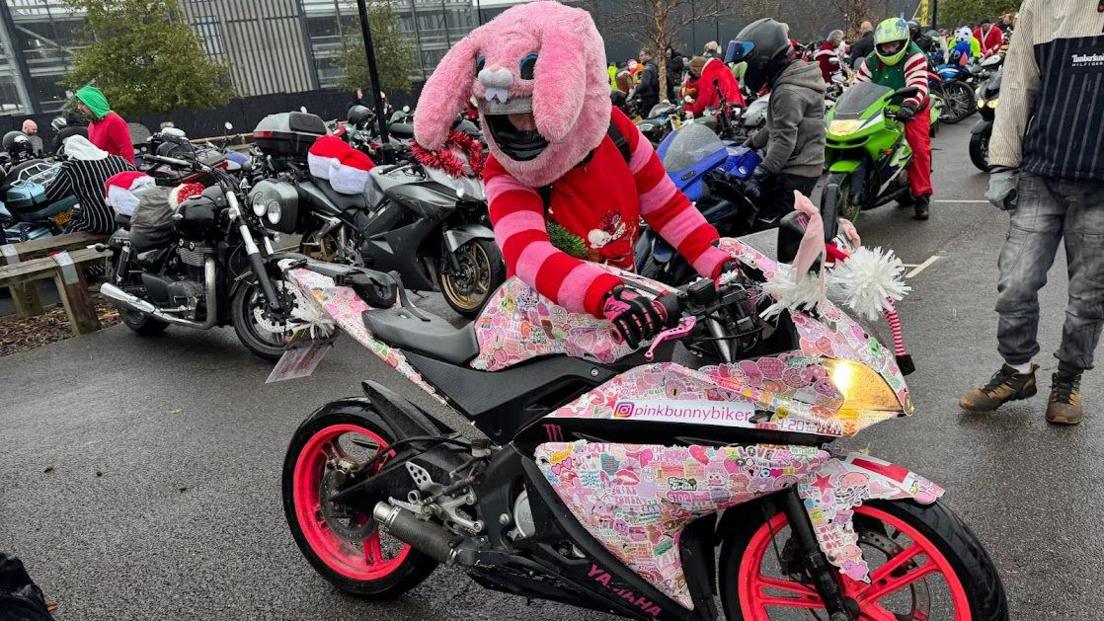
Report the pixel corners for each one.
[613,401,635,418]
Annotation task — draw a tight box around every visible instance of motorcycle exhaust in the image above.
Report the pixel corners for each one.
[373,502,458,564]
[100,258,218,329]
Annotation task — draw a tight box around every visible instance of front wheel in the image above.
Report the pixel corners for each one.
[440,238,505,318]
[822,172,859,223]
[969,131,990,172]
[719,499,1008,620]
[230,279,293,361]
[282,408,437,597]
[941,82,977,125]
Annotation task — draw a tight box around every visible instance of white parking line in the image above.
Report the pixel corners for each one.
[905,255,941,278]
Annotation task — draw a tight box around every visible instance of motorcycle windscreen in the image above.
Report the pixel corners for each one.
[660,123,727,197]
[832,81,893,119]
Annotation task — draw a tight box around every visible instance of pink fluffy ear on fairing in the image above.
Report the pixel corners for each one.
[413,37,479,150]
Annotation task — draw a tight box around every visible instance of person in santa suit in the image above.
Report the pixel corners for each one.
[412,1,739,347]
[685,51,746,117]
[973,17,1004,57]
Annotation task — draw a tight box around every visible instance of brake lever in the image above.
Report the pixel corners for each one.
[644,316,697,361]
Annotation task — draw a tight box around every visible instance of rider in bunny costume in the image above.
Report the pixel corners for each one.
[414,1,734,348]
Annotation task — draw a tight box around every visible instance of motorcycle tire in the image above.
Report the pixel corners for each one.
[941,81,977,125]
[719,498,1009,621]
[120,308,169,336]
[441,238,505,318]
[282,407,438,597]
[230,279,290,361]
[823,172,860,223]
[970,131,990,172]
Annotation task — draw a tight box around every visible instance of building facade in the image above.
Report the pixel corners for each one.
[0,0,497,116]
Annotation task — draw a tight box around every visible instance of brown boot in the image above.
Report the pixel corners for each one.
[959,363,1039,412]
[1046,369,1083,425]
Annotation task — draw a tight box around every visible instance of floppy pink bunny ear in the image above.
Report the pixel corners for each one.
[414,36,479,150]
[531,26,588,143]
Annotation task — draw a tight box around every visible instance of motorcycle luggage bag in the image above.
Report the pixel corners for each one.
[253,112,327,157]
[129,186,176,250]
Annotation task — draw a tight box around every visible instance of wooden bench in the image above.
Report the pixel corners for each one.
[1,232,107,318]
[0,245,110,335]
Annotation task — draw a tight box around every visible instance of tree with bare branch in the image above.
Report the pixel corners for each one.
[584,0,777,102]
[830,0,873,39]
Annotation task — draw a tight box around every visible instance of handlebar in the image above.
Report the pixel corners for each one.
[144,153,197,169]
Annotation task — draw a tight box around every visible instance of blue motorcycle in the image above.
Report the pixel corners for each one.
[634,121,763,285]
[931,63,978,124]
[0,160,78,243]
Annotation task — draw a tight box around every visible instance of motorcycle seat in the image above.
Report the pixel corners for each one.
[316,178,369,212]
[389,123,414,140]
[362,306,478,365]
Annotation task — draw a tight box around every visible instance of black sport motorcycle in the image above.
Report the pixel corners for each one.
[251,111,503,318]
[100,152,306,360]
[970,65,1002,172]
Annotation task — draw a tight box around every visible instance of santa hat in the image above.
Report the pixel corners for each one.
[103,171,155,216]
[169,183,205,211]
[307,135,351,180]
[330,148,375,195]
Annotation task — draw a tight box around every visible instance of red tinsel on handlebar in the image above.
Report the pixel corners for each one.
[410,130,485,178]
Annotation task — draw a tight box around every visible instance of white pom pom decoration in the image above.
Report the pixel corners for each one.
[760,264,826,320]
[828,246,911,321]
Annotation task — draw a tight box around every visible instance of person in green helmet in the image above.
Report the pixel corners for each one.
[856,17,933,220]
[72,85,134,164]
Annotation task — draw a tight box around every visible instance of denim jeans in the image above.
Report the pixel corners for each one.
[995,173,1104,370]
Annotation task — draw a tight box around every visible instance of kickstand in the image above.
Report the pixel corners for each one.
[390,270,432,321]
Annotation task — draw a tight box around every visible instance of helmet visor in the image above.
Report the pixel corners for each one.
[725,40,754,64]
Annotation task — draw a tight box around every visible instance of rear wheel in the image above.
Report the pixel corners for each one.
[441,238,505,318]
[969,131,990,172]
[940,82,977,125]
[719,499,1008,620]
[282,409,437,597]
[119,308,169,335]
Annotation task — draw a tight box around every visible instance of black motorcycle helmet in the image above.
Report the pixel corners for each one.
[906,20,921,41]
[2,131,32,159]
[725,18,793,92]
[346,104,375,129]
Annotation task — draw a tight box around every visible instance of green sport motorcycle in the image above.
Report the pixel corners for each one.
[822,83,925,222]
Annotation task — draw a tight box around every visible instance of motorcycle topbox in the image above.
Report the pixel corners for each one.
[252,112,327,158]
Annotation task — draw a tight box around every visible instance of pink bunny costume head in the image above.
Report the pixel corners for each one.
[413,1,610,187]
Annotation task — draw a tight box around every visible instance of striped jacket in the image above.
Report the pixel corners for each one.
[989,0,1104,180]
[42,155,134,234]
[485,106,729,317]
[856,47,929,110]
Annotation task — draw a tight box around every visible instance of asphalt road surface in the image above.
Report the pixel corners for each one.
[2,120,1101,620]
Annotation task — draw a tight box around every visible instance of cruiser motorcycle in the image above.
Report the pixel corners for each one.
[279,231,1008,619]
[100,152,307,360]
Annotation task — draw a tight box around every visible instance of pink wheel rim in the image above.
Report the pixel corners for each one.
[292,423,411,581]
[738,505,972,621]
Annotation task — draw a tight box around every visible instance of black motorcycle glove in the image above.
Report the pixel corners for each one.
[894,104,917,122]
[744,167,772,201]
[602,285,669,349]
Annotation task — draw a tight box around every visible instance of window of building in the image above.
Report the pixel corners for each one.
[193,17,223,57]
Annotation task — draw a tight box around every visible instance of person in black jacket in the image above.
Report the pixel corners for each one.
[908,20,935,54]
[849,21,875,68]
[635,49,660,116]
[664,46,686,102]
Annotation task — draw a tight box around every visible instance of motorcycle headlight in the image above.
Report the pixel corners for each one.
[987,98,999,109]
[828,119,862,136]
[252,194,266,217]
[977,98,986,109]
[824,359,903,414]
[265,199,282,225]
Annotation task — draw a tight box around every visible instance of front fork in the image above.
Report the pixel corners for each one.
[782,489,856,621]
[229,193,283,312]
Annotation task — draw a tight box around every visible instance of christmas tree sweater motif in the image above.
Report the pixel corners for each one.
[485,106,729,317]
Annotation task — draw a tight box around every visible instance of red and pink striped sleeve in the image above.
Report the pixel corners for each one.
[612,108,729,279]
[902,52,929,109]
[484,158,621,317]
